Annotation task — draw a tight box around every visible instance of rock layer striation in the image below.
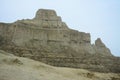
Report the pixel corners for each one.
[0,9,119,73]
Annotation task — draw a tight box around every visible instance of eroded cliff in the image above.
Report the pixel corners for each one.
[0,9,119,73]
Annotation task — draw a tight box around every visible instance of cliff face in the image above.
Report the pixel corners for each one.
[0,9,111,56]
[0,9,119,73]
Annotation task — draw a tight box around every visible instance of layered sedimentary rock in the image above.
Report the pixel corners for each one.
[0,9,111,56]
[0,51,120,80]
[0,9,119,73]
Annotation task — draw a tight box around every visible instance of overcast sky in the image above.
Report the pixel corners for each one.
[0,0,120,56]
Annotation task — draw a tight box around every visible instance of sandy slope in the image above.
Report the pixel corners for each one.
[0,50,120,80]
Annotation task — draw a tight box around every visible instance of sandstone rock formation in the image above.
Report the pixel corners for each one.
[0,9,120,73]
[0,9,111,56]
[93,38,112,56]
[0,51,120,80]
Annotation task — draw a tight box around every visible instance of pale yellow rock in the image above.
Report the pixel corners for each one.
[0,9,112,57]
[0,9,117,73]
[0,52,119,80]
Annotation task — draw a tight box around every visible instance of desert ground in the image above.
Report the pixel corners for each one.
[0,50,120,80]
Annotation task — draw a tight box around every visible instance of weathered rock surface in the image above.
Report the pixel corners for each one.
[0,51,120,80]
[0,9,120,73]
[93,38,112,56]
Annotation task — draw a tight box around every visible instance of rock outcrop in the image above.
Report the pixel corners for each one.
[0,51,120,80]
[93,38,112,56]
[0,9,119,73]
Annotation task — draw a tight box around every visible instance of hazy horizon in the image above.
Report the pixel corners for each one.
[0,0,120,56]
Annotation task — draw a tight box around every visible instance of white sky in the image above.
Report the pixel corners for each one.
[0,0,120,56]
